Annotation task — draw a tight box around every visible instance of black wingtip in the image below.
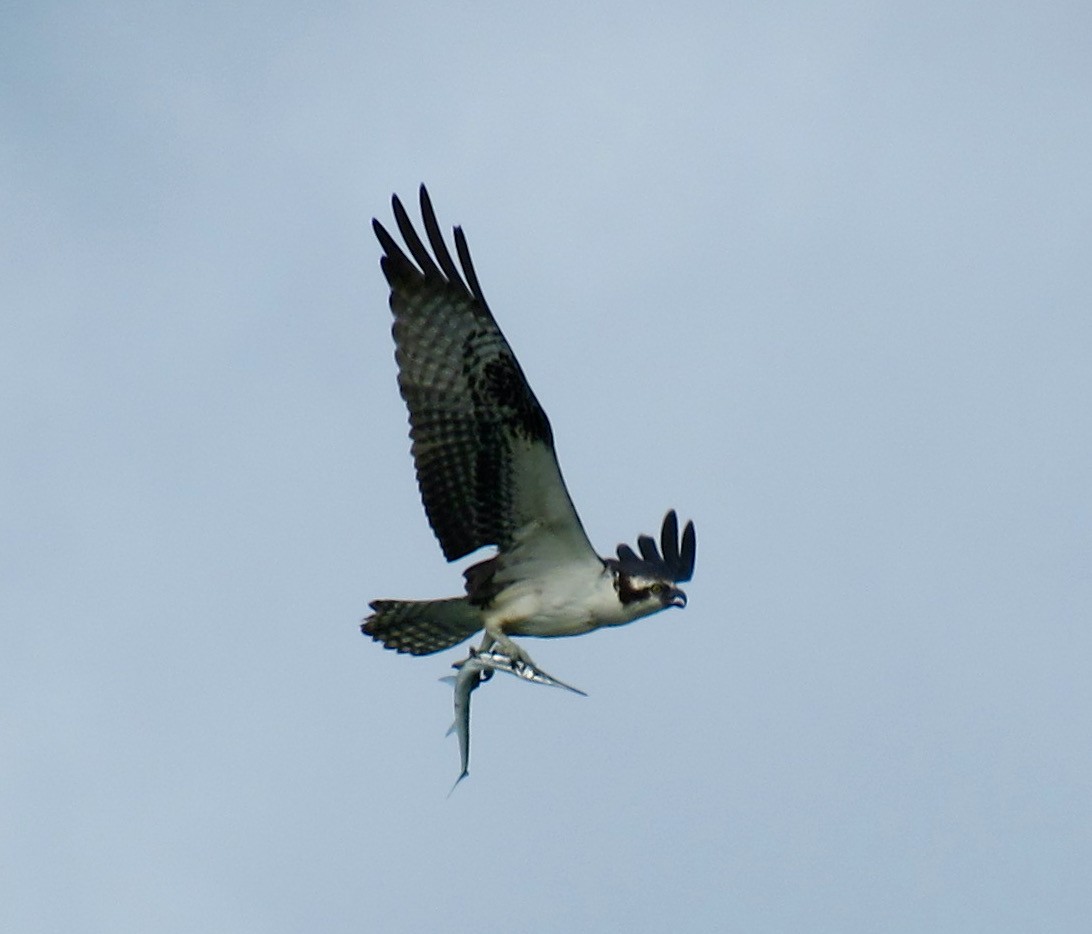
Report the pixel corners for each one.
[617,543,640,565]
[637,534,660,564]
[679,519,696,583]
[614,511,696,584]
[372,217,399,259]
[661,510,680,567]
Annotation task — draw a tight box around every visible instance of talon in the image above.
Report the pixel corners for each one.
[506,641,537,669]
[480,630,537,669]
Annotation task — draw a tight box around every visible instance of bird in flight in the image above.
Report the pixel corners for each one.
[362,186,696,668]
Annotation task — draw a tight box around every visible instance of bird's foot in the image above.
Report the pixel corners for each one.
[480,632,537,669]
[477,632,586,695]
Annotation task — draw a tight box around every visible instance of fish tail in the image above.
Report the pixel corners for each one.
[447,770,469,797]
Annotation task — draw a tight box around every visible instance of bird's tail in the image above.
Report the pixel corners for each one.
[361,598,483,656]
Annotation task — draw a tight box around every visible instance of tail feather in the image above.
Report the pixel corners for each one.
[361,598,482,656]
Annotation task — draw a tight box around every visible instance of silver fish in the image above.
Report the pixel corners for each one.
[440,651,496,794]
[471,650,587,697]
[441,649,586,793]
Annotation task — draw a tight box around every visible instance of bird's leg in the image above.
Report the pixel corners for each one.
[479,625,537,668]
[477,625,585,694]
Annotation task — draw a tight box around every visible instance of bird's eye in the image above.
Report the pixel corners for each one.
[650,582,664,595]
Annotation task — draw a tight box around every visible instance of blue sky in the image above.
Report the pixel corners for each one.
[3,3,1091,931]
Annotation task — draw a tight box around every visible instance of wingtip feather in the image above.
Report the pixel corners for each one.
[680,520,696,582]
[637,534,660,563]
[661,510,680,567]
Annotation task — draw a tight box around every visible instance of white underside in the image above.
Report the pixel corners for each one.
[483,562,653,638]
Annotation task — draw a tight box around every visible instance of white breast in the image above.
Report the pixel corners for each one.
[485,563,643,638]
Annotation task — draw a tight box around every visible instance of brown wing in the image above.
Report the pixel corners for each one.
[374,186,598,568]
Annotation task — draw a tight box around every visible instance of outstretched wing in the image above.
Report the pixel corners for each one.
[614,510,697,583]
[374,186,598,568]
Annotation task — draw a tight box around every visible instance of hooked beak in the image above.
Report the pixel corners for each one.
[669,588,687,609]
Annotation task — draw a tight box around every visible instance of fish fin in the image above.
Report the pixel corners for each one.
[447,770,469,798]
[439,675,456,685]
[445,720,456,737]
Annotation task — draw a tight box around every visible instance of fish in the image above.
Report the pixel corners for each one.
[440,650,496,794]
[471,650,587,697]
[441,649,587,793]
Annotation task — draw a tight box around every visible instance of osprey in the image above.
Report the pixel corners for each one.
[362,186,696,666]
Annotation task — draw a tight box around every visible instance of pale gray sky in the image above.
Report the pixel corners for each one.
[3,2,1091,931]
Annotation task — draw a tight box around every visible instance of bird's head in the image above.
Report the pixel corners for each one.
[613,571,688,613]
[607,510,696,619]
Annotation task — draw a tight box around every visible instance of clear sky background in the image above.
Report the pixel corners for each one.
[3,3,1091,932]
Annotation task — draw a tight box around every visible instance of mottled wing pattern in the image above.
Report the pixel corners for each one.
[363,599,483,655]
[373,186,598,567]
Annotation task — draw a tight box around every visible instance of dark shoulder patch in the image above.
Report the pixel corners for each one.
[614,568,652,605]
[463,555,501,607]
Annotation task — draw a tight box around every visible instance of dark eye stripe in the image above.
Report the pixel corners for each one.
[616,572,654,605]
